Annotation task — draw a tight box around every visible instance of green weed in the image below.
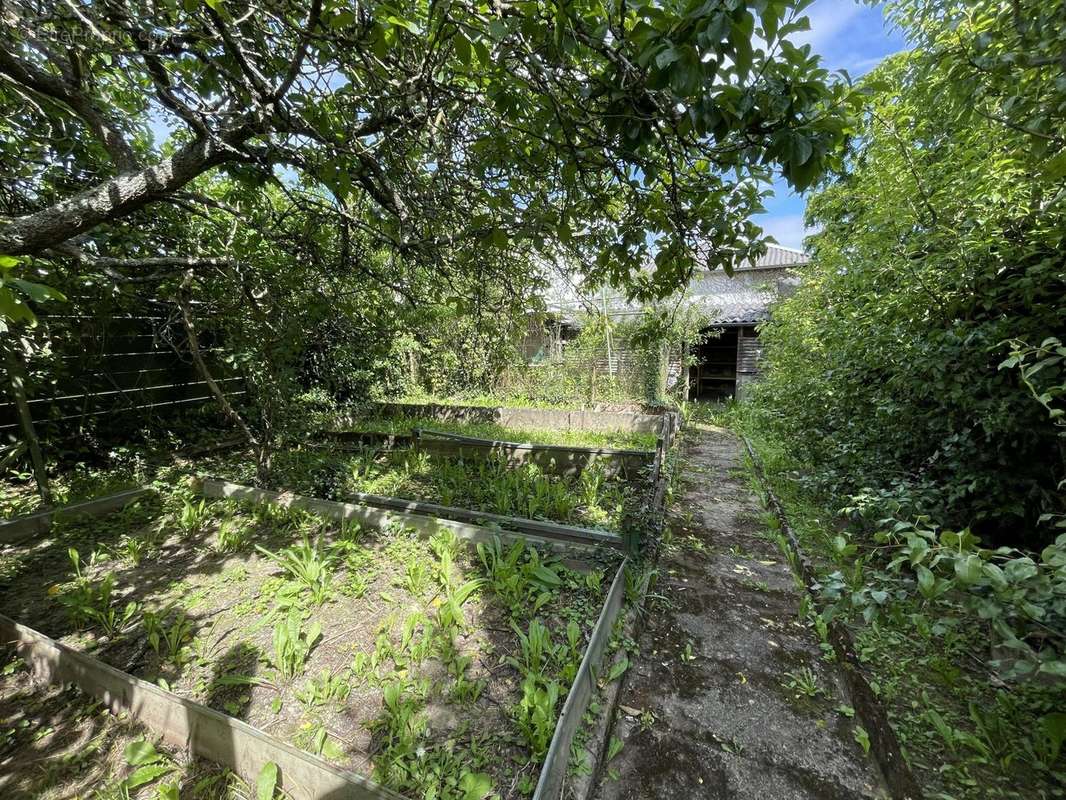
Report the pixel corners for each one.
[257,536,335,606]
[269,612,321,679]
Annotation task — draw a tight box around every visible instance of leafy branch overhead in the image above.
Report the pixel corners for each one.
[0,0,854,298]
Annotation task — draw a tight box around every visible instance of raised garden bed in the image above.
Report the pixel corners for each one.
[211,446,635,535]
[337,402,667,437]
[0,482,624,799]
[0,652,241,799]
[325,415,659,452]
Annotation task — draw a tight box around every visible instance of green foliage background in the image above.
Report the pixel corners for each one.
[753,17,1065,547]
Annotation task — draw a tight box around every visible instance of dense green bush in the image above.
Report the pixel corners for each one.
[753,8,1065,547]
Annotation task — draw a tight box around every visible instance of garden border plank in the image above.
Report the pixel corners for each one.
[325,488,624,549]
[0,613,399,800]
[0,487,153,543]
[339,403,666,434]
[412,428,653,478]
[198,479,613,557]
[533,558,629,800]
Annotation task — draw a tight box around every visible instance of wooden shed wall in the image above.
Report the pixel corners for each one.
[735,326,763,401]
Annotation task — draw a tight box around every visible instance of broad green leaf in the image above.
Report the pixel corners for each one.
[256,761,279,800]
[531,565,561,587]
[124,763,171,788]
[915,565,935,598]
[459,771,493,800]
[125,740,163,766]
[8,278,66,303]
[953,553,983,585]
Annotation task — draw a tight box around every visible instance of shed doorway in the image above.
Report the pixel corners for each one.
[689,327,738,401]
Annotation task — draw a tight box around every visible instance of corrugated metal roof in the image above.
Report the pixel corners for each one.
[749,244,808,268]
[544,245,807,326]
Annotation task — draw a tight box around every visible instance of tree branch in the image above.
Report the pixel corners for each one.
[0,43,138,171]
[175,270,266,476]
[0,121,258,255]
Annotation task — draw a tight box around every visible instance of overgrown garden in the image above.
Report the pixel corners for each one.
[1,0,1064,798]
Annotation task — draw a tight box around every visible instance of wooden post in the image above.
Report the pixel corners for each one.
[2,342,51,505]
[681,340,691,401]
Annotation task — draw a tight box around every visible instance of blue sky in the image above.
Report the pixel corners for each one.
[755,1,908,250]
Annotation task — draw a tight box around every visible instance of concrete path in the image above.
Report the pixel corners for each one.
[593,426,886,800]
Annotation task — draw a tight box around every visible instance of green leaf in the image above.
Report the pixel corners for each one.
[606,656,629,684]
[789,134,813,166]
[531,565,561,587]
[0,286,37,326]
[1040,712,1066,759]
[655,46,680,70]
[256,761,279,800]
[853,725,871,755]
[328,9,354,29]
[915,564,936,598]
[321,734,345,760]
[385,15,421,35]
[8,278,64,302]
[459,771,493,800]
[454,33,472,66]
[1036,660,1066,678]
[124,763,171,789]
[982,562,1008,591]
[953,553,983,585]
[125,740,163,766]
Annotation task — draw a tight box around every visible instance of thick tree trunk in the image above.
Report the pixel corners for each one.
[2,344,52,505]
[0,127,253,255]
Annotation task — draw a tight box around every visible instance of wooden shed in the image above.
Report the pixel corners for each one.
[683,246,807,400]
[533,244,807,401]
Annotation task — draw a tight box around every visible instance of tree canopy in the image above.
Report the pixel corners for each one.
[1,0,852,301]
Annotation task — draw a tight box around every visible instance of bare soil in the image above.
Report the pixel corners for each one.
[0,651,234,798]
[0,488,617,798]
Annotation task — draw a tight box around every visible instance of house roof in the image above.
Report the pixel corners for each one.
[545,244,808,326]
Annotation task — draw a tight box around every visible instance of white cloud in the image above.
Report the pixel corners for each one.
[791,0,866,53]
[756,213,819,251]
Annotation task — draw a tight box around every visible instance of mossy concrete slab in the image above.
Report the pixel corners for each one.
[592,427,887,800]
